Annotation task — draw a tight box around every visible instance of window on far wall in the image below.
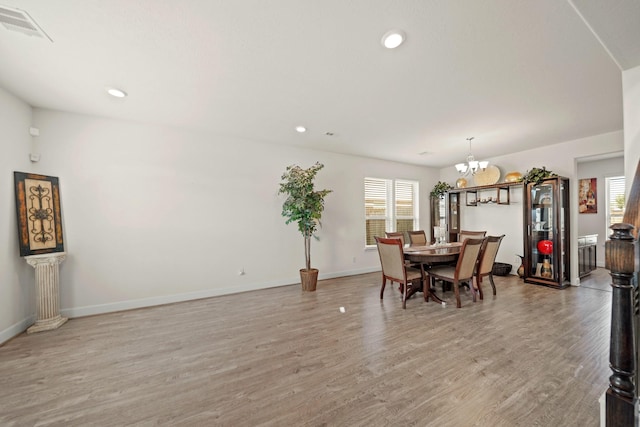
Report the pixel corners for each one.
[605,176,625,236]
[364,178,419,246]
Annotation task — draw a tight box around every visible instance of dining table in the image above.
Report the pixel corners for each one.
[403,242,463,303]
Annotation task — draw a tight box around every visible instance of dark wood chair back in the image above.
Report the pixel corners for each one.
[458,230,487,242]
[375,237,425,309]
[385,231,406,246]
[426,237,485,308]
[475,235,505,299]
[407,230,427,246]
[454,238,485,281]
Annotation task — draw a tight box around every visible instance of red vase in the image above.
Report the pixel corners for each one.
[537,240,553,255]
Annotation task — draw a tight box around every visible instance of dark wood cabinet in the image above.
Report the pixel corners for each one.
[429,196,446,244]
[578,234,597,277]
[430,193,460,243]
[523,176,570,289]
[446,192,460,242]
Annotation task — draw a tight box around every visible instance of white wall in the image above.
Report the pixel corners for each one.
[623,65,640,192]
[439,130,624,283]
[576,156,624,267]
[0,88,36,343]
[30,109,439,318]
[0,103,627,341]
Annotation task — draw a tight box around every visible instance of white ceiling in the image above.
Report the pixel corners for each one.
[0,0,636,167]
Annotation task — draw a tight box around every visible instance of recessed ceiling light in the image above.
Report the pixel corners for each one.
[105,87,127,98]
[295,125,307,133]
[381,30,406,49]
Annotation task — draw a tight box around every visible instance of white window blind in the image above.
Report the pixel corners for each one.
[395,180,418,235]
[365,178,390,246]
[365,178,418,246]
[606,176,626,234]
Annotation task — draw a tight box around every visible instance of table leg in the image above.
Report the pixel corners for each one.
[421,264,444,304]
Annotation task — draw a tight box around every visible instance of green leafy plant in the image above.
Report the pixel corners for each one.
[522,167,558,185]
[279,162,332,271]
[430,181,453,198]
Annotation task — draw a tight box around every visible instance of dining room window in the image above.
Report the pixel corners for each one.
[605,176,625,236]
[364,178,418,246]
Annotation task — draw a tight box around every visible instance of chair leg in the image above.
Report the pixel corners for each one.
[421,266,429,302]
[488,273,497,295]
[476,275,484,300]
[424,276,430,302]
[453,280,461,308]
[468,279,477,302]
[402,281,407,309]
[380,276,386,299]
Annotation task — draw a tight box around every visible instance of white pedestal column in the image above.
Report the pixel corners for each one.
[25,252,68,334]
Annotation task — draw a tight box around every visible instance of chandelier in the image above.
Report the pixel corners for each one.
[455,137,488,176]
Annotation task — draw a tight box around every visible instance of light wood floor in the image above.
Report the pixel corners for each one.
[0,270,613,426]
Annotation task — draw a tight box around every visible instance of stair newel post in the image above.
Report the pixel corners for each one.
[605,222,637,427]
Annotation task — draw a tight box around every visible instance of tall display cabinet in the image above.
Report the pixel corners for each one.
[429,196,446,243]
[523,176,570,288]
[446,192,460,242]
[429,193,461,244]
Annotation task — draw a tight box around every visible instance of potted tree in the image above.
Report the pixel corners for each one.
[278,162,332,291]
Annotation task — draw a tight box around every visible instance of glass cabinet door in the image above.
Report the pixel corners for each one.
[528,182,555,281]
[429,196,446,243]
[447,192,460,242]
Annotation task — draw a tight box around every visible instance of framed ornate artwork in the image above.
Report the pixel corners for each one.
[578,178,597,214]
[13,172,64,256]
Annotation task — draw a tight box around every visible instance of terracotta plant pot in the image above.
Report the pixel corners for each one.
[300,268,319,292]
[516,255,525,278]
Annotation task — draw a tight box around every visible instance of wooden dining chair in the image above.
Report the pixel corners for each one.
[385,231,406,246]
[375,237,426,309]
[475,235,505,299]
[426,237,485,308]
[458,230,486,242]
[407,230,427,246]
[386,231,416,272]
[454,230,487,292]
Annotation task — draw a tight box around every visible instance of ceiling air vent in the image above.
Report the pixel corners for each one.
[0,5,52,41]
